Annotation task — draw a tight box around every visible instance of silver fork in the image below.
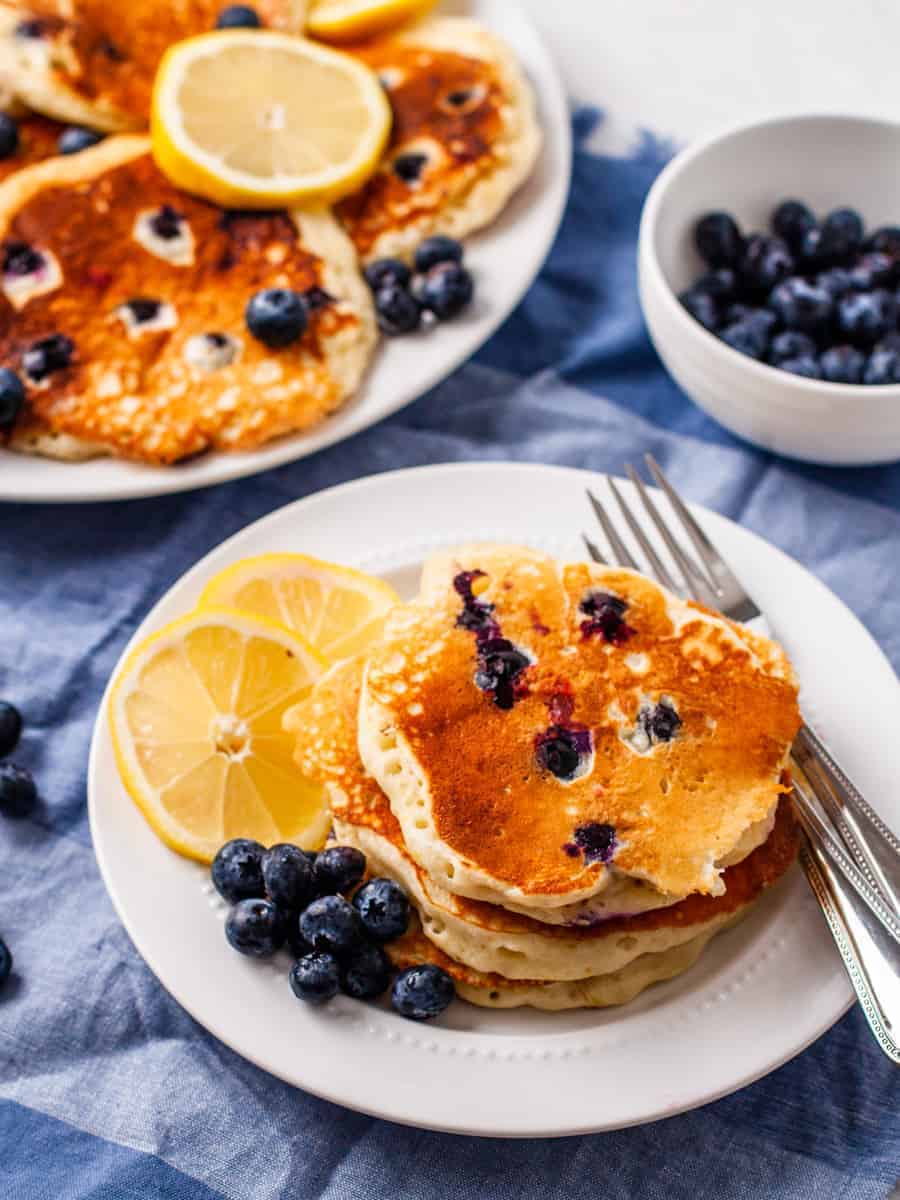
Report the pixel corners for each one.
[583,455,900,1063]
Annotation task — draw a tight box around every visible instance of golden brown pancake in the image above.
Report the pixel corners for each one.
[336,17,541,262]
[0,135,375,463]
[359,545,801,910]
[0,112,64,181]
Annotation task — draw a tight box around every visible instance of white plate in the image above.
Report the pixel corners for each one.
[2,1,570,504]
[88,462,900,1136]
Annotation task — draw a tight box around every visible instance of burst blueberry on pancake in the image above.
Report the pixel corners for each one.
[336,17,541,262]
[0,135,375,462]
[0,111,64,181]
[358,545,801,914]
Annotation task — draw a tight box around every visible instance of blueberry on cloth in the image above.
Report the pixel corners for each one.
[0,763,36,818]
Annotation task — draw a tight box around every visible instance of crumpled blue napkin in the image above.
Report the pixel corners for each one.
[1,111,898,1200]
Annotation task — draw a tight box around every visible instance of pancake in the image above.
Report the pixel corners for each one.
[358,544,801,913]
[336,17,541,262]
[0,111,65,181]
[0,1,306,131]
[0,135,375,463]
[287,657,799,982]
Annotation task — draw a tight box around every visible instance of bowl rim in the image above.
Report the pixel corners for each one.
[638,110,900,403]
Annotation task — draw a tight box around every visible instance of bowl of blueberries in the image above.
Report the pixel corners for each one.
[638,113,900,465]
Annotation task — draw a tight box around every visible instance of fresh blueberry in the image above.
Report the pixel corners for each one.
[769,330,817,364]
[566,822,618,864]
[723,302,752,325]
[2,241,43,277]
[392,152,428,183]
[413,235,463,273]
[57,126,104,155]
[693,212,743,268]
[579,590,632,644]
[865,226,900,260]
[211,838,266,903]
[245,288,307,347]
[0,369,25,430]
[819,208,864,261]
[0,935,10,987]
[314,845,366,896]
[299,895,364,957]
[0,701,22,757]
[767,277,832,334]
[225,898,284,957]
[216,4,261,26]
[816,267,853,298]
[720,317,768,360]
[284,915,313,959]
[416,262,474,320]
[262,843,315,910]
[740,234,794,294]
[820,345,866,384]
[679,289,718,331]
[364,257,411,290]
[0,114,18,160]
[798,227,825,269]
[374,283,421,335]
[780,355,822,379]
[123,297,162,324]
[863,349,900,385]
[535,726,591,781]
[771,199,816,249]
[0,763,36,817]
[691,268,738,302]
[22,334,74,382]
[353,877,410,941]
[391,964,455,1021]
[474,638,531,709]
[340,941,393,1000]
[639,700,681,743]
[289,952,340,1004]
[14,18,44,38]
[837,289,896,346]
[873,332,900,353]
[149,204,184,240]
[848,252,895,290]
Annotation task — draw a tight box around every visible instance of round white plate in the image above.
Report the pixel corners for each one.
[2,0,570,505]
[88,462,899,1136]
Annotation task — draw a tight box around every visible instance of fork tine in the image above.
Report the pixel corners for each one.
[586,489,639,570]
[626,467,701,601]
[611,473,680,593]
[582,534,607,564]
[644,454,724,596]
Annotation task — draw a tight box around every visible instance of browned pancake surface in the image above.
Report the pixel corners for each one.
[0,113,63,181]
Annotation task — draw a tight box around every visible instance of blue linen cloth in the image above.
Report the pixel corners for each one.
[1,110,899,1199]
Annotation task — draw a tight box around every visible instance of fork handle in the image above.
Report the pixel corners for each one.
[793,722,900,917]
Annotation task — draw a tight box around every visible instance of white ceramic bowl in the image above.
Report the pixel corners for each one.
[638,113,900,466]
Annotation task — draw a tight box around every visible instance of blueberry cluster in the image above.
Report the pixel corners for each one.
[680,203,900,383]
[365,236,474,336]
[211,837,456,1020]
[0,697,34,994]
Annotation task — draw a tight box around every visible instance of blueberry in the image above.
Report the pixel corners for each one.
[392,152,428,183]
[364,257,411,290]
[769,331,817,364]
[216,4,261,26]
[874,332,900,353]
[413,235,463,273]
[579,590,632,644]
[340,941,392,1000]
[568,822,618,864]
[679,289,718,331]
[417,262,474,320]
[211,838,266,903]
[3,241,43,276]
[314,845,366,896]
[816,267,853,298]
[57,126,103,155]
[225,898,284,957]
[535,726,591,780]
[289,952,340,1004]
[723,302,752,325]
[0,114,18,160]
[353,877,410,941]
[0,763,36,817]
[245,288,307,347]
[767,277,832,334]
[820,208,864,261]
[262,843,315,910]
[392,964,455,1021]
[771,199,816,249]
[820,345,866,384]
[374,283,421,335]
[693,212,743,268]
[299,894,364,957]
[0,701,22,757]
[149,204,184,240]
[474,637,531,709]
[863,349,900,385]
[691,268,738,302]
[22,334,74,382]
[740,234,794,294]
[779,355,822,379]
[302,286,333,313]
[285,914,314,959]
[848,252,895,290]
[0,369,25,430]
[720,317,768,360]
[639,700,681,743]
[0,936,11,987]
[798,227,825,269]
[865,226,900,259]
[837,289,896,346]
[124,297,162,324]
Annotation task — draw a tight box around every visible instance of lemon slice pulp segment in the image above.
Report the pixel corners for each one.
[306,0,438,42]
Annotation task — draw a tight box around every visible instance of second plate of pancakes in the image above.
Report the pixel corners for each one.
[88,461,900,1135]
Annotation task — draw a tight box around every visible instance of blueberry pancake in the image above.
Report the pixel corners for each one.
[0,110,65,182]
[0,0,306,131]
[336,17,541,263]
[358,545,801,915]
[0,135,375,463]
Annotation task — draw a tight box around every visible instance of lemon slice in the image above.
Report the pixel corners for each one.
[306,0,437,42]
[198,553,399,663]
[151,31,392,207]
[109,608,329,862]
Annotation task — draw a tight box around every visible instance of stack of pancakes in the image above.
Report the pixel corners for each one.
[0,3,540,461]
[286,544,803,1010]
